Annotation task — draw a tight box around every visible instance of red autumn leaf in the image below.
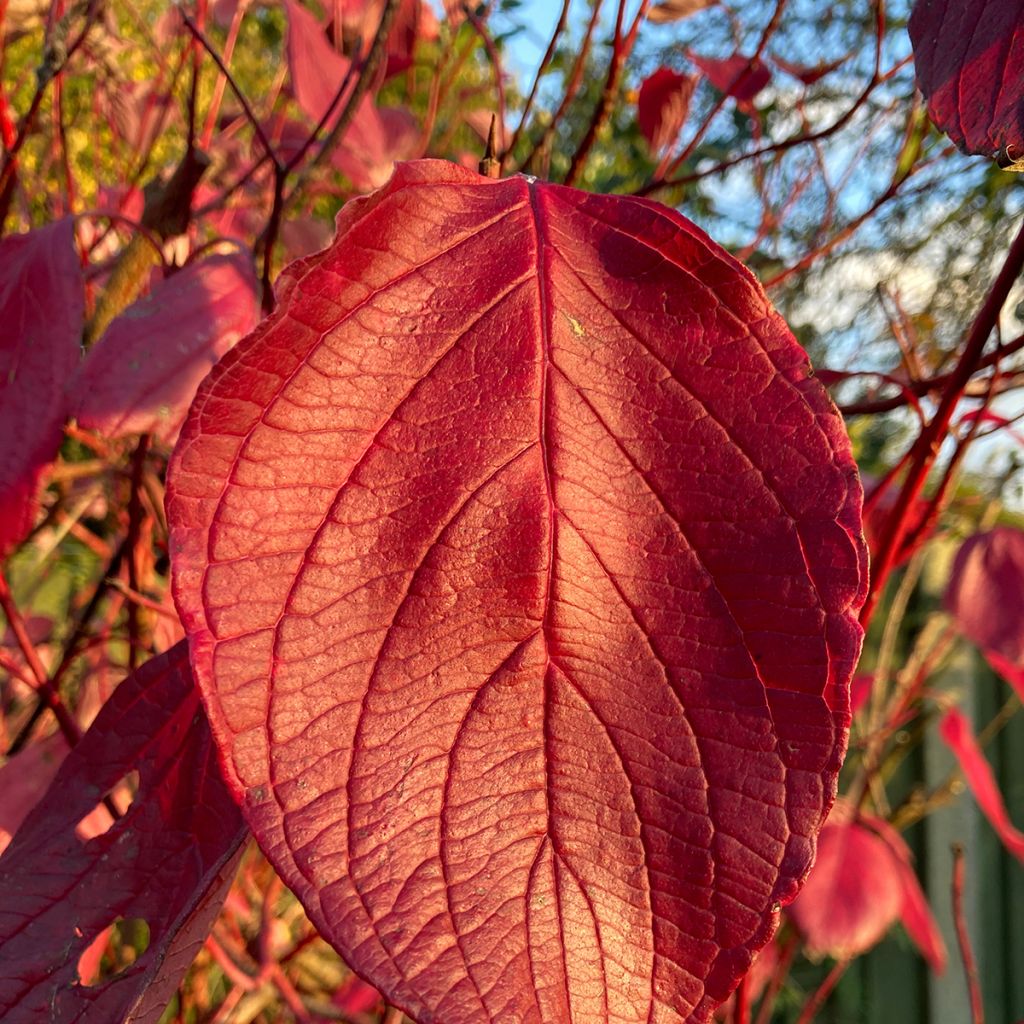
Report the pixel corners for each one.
[341,0,439,78]
[909,0,1024,167]
[0,219,84,556]
[787,810,944,969]
[330,99,420,191]
[647,0,717,24]
[944,526,1024,699]
[689,51,772,105]
[858,811,946,973]
[771,53,850,86]
[70,253,259,447]
[287,0,353,125]
[282,214,334,263]
[335,974,384,1015]
[442,0,467,28]
[889,843,948,973]
[166,159,866,1023]
[638,67,698,155]
[0,641,247,1023]
[788,816,904,960]
[385,0,438,76]
[940,707,1024,864]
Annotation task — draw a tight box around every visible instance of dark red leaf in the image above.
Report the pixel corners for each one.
[0,642,247,1023]
[940,707,1024,864]
[638,68,698,155]
[909,0,1024,168]
[689,52,772,105]
[0,219,83,556]
[386,0,438,77]
[167,159,866,1023]
[647,0,717,24]
[788,808,943,968]
[944,526,1024,699]
[70,253,259,446]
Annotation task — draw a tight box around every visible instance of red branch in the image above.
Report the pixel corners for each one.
[861,216,1024,626]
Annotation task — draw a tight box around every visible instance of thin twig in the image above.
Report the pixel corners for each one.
[861,215,1024,627]
[951,844,985,1024]
[503,0,572,170]
[795,958,849,1024]
[564,0,651,187]
[0,569,82,749]
[178,7,280,168]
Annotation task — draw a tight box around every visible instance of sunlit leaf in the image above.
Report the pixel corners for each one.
[71,253,259,446]
[167,159,866,1023]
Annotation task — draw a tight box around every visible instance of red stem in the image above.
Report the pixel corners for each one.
[503,0,572,170]
[951,844,985,1024]
[753,932,799,1024]
[0,569,82,749]
[178,7,280,168]
[125,435,151,671]
[732,971,750,1024]
[796,958,850,1024]
[861,216,1024,627]
[642,0,888,196]
[564,0,651,187]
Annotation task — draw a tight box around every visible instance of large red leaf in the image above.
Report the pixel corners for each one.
[70,253,259,446]
[0,641,247,1023]
[166,159,866,1023]
[909,0,1024,167]
[944,526,1024,699]
[0,219,83,555]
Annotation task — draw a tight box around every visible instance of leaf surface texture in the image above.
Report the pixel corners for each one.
[909,0,1024,164]
[167,160,866,1023]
